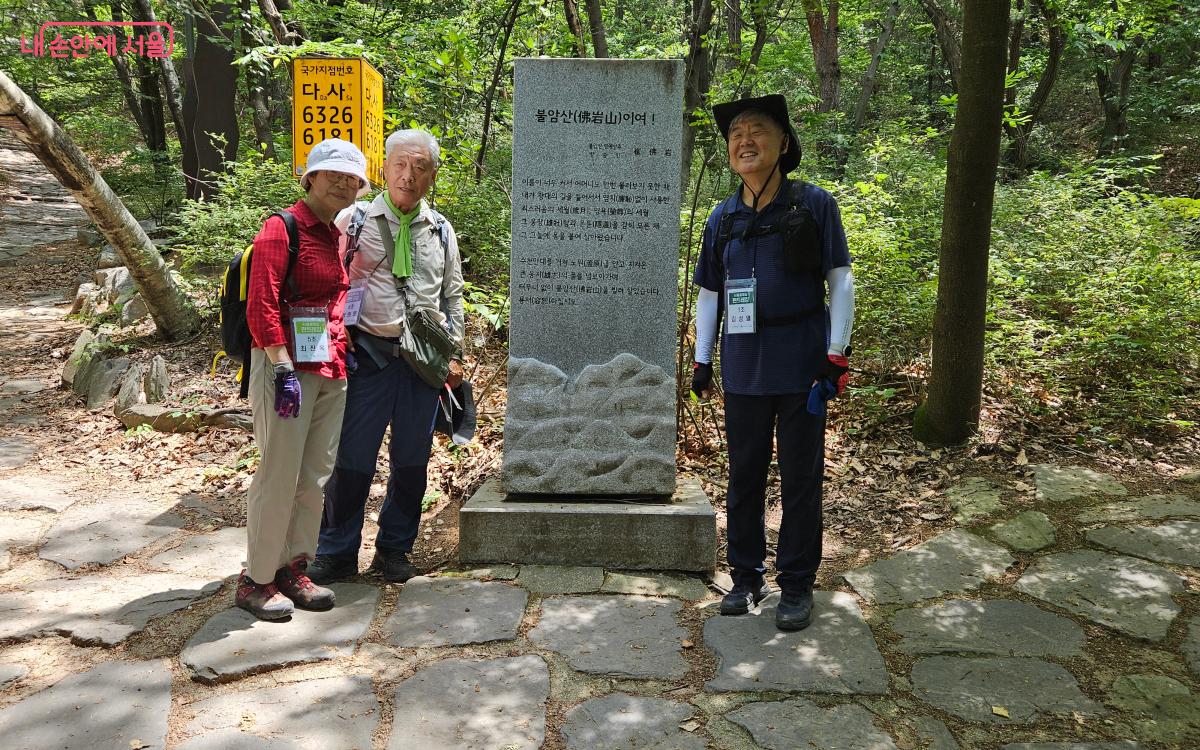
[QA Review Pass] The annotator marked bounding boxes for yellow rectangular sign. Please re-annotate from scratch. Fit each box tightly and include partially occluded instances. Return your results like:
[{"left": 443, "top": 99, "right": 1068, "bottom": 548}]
[{"left": 292, "top": 57, "right": 384, "bottom": 187}]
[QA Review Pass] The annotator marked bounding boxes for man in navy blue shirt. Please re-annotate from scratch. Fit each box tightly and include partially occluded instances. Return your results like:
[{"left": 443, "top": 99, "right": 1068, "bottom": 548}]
[{"left": 692, "top": 94, "right": 856, "bottom": 631}]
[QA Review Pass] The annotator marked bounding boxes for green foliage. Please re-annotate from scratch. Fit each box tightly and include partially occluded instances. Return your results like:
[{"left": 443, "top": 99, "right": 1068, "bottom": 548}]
[{"left": 171, "top": 151, "right": 305, "bottom": 272}]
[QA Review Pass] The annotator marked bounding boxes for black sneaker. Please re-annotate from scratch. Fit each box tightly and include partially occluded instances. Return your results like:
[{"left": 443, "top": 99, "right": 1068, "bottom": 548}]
[
  {"left": 719, "top": 581, "right": 772, "bottom": 616},
  {"left": 370, "top": 550, "right": 418, "bottom": 583},
  {"left": 776, "top": 589, "right": 814, "bottom": 631},
  {"left": 306, "top": 555, "right": 358, "bottom": 585}
]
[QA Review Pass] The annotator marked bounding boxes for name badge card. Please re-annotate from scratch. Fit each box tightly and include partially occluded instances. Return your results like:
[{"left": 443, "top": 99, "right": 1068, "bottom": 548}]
[
  {"left": 343, "top": 279, "right": 367, "bottom": 326},
  {"left": 724, "top": 277, "right": 757, "bottom": 335},
  {"left": 290, "top": 306, "right": 332, "bottom": 363}
]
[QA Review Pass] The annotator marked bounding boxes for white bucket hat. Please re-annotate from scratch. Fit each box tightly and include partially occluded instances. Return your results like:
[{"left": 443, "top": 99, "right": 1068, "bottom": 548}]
[{"left": 301, "top": 138, "right": 370, "bottom": 197}]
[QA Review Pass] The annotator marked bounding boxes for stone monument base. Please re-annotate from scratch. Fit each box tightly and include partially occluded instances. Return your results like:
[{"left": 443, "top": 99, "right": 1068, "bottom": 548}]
[{"left": 458, "top": 476, "right": 716, "bottom": 571}]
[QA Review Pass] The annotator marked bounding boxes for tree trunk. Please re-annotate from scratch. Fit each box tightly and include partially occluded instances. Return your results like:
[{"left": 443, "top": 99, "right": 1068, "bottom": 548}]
[
  {"left": 131, "top": 0, "right": 186, "bottom": 141},
  {"left": 682, "top": 0, "right": 716, "bottom": 178},
  {"left": 1096, "top": 37, "right": 1140, "bottom": 156},
  {"left": 476, "top": 0, "right": 522, "bottom": 181},
  {"left": 583, "top": 0, "right": 609, "bottom": 58},
  {"left": 258, "top": 0, "right": 302, "bottom": 45},
  {"left": 803, "top": 0, "right": 840, "bottom": 114},
  {"left": 241, "top": 1, "right": 276, "bottom": 159},
  {"left": 563, "top": 0, "right": 587, "bottom": 56},
  {"left": 0, "top": 72, "right": 198, "bottom": 340},
  {"left": 1003, "top": 0, "right": 1061, "bottom": 169},
  {"left": 181, "top": 2, "right": 240, "bottom": 200},
  {"left": 1003, "top": 0, "right": 1023, "bottom": 119},
  {"left": 918, "top": 0, "right": 962, "bottom": 91},
  {"left": 727, "top": 0, "right": 743, "bottom": 57},
  {"left": 747, "top": 0, "right": 770, "bottom": 70},
  {"left": 132, "top": 44, "right": 167, "bottom": 152},
  {"left": 852, "top": 0, "right": 900, "bottom": 129},
  {"left": 914, "top": 0, "right": 1010, "bottom": 447},
  {"left": 83, "top": 1, "right": 148, "bottom": 143}
]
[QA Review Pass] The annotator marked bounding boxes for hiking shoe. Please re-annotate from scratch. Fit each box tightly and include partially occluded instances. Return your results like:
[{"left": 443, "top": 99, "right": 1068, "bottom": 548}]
[
  {"left": 720, "top": 581, "right": 772, "bottom": 616},
  {"left": 275, "top": 556, "right": 336, "bottom": 611},
  {"left": 306, "top": 554, "right": 359, "bottom": 585},
  {"left": 776, "top": 589, "right": 814, "bottom": 631},
  {"left": 235, "top": 573, "right": 294, "bottom": 621},
  {"left": 370, "top": 550, "right": 418, "bottom": 583}
]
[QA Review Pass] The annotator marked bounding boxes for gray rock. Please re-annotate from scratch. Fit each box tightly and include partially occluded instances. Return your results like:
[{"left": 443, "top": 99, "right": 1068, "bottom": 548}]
[
  {"left": 0, "top": 437, "right": 37, "bottom": 470},
  {"left": 77, "top": 226, "right": 102, "bottom": 246},
  {"left": 517, "top": 564, "right": 604, "bottom": 594},
  {"left": 562, "top": 694, "right": 705, "bottom": 750},
  {"left": 385, "top": 576, "right": 527, "bottom": 647},
  {"left": 1015, "top": 550, "right": 1183, "bottom": 641},
  {"left": 990, "top": 511, "right": 1057, "bottom": 552},
  {"left": 96, "top": 244, "right": 121, "bottom": 268},
  {"left": 0, "top": 663, "right": 28, "bottom": 687},
  {"left": 0, "top": 476, "right": 75, "bottom": 512},
  {"left": 704, "top": 591, "right": 888, "bottom": 694},
  {"left": 949, "top": 476, "right": 1007, "bottom": 523},
  {"left": 465, "top": 564, "right": 519, "bottom": 580},
  {"left": 183, "top": 675, "right": 379, "bottom": 749},
  {"left": 0, "top": 515, "right": 46, "bottom": 571},
  {"left": 601, "top": 571, "right": 710, "bottom": 600},
  {"left": 1076, "top": 494, "right": 1200, "bottom": 524},
  {"left": 1107, "top": 674, "right": 1200, "bottom": 746},
  {"left": 84, "top": 356, "right": 129, "bottom": 408},
  {"left": 94, "top": 266, "right": 135, "bottom": 304},
  {"left": 39, "top": 497, "right": 183, "bottom": 569},
  {"left": 116, "top": 404, "right": 203, "bottom": 432},
  {"left": 912, "top": 716, "right": 960, "bottom": 750},
  {"left": 912, "top": 656, "right": 1103, "bottom": 723},
  {"left": 68, "top": 281, "right": 99, "bottom": 315},
  {"left": 843, "top": 529, "right": 1016, "bottom": 604},
  {"left": 145, "top": 355, "right": 169, "bottom": 402},
  {"left": 119, "top": 293, "right": 149, "bottom": 325},
  {"left": 727, "top": 698, "right": 898, "bottom": 750},
  {"left": 147, "top": 526, "right": 244, "bottom": 580},
  {"left": 0, "top": 573, "right": 220, "bottom": 645},
  {"left": 891, "top": 599, "right": 1084, "bottom": 657},
  {"left": 60, "top": 328, "right": 103, "bottom": 387},
  {"left": 114, "top": 362, "right": 148, "bottom": 414},
  {"left": 0, "top": 379, "right": 47, "bottom": 395},
  {"left": 1181, "top": 470, "right": 1200, "bottom": 484},
  {"left": 1000, "top": 744, "right": 1140, "bottom": 749},
  {"left": 1086, "top": 521, "right": 1200, "bottom": 567},
  {"left": 1034, "top": 464, "right": 1128, "bottom": 504},
  {"left": 530, "top": 595, "right": 688, "bottom": 679},
  {"left": 388, "top": 655, "right": 549, "bottom": 750},
  {"left": 1185, "top": 619, "right": 1200, "bottom": 678},
  {"left": 0, "top": 659, "right": 171, "bottom": 750},
  {"left": 181, "top": 583, "right": 380, "bottom": 683}
]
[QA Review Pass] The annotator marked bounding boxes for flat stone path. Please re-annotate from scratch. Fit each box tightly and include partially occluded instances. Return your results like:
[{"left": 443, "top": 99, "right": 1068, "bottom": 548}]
[{"left": 0, "top": 150, "right": 1193, "bottom": 750}]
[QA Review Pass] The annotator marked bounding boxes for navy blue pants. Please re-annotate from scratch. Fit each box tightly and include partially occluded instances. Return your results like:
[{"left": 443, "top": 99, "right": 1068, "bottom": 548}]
[
  {"left": 724, "top": 391, "right": 825, "bottom": 594},
  {"left": 318, "top": 351, "right": 439, "bottom": 560}
]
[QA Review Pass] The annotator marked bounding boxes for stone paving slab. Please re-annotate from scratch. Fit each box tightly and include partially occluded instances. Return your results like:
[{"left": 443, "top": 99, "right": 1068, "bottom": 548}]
[
  {"left": 1085, "top": 521, "right": 1200, "bottom": 568},
  {"left": 466, "top": 564, "right": 519, "bottom": 580},
  {"left": 0, "top": 476, "right": 76, "bottom": 512},
  {"left": 182, "top": 675, "right": 379, "bottom": 749},
  {"left": 181, "top": 583, "right": 380, "bottom": 683},
  {"left": 148, "top": 526, "right": 245, "bottom": 580},
  {"left": 990, "top": 511, "right": 1057, "bottom": 552},
  {"left": 1014, "top": 550, "right": 1183, "bottom": 641},
  {"left": 0, "top": 663, "right": 28, "bottom": 686},
  {"left": 948, "top": 476, "right": 1006, "bottom": 523},
  {"left": 388, "top": 655, "right": 549, "bottom": 750},
  {"left": 1106, "top": 674, "right": 1200, "bottom": 747},
  {"left": 727, "top": 698, "right": 898, "bottom": 750},
  {"left": 561, "top": 693, "right": 705, "bottom": 750},
  {"left": 843, "top": 529, "right": 1016, "bottom": 604},
  {"left": 1034, "top": 464, "right": 1127, "bottom": 504},
  {"left": 600, "top": 571, "right": 710, "bottom": 600},
  {"left": 0, "top": 659, "right": 171, "bottom": 750},
  {"left": 517, "top": 564, "right": 604, "bottom": 593},
  {"left": 1185, "top": 619, "right": 1200, "bottom": 677},
  {"left": 704, "top": 591, "right": 888, "bottom": 694},
  {"left": 0, "top": 437, "right": 37, "bottom": 470},
  {"left": 913, "top": 716, "right": 960, "bottom": 750},
  {"left": 385, "top": 576, "right": 527, "bottom": 647},
  {"left": 890, "top": 599, "right": 1084, "bottom": 657},
  {"left": 912, "top": 656, "right": 1103, "bottom": 724},
  {"left": 39, "top": 497, "right": 184, "bottom": 569},
  {"left": 530, "top": 595, "right": 688, "bottom": 679},
  {"left": 1076, "top": 494, "right": 1200, "bottom": 524},
  {"left": 1000, "top": 744, "right": 1139, "bottom": 749},
  {"left": 0, "top": 515, "right": 46, "bottom": 571},
  {"left": 0, "top": 573, "right": 221, "bottom": 645}
]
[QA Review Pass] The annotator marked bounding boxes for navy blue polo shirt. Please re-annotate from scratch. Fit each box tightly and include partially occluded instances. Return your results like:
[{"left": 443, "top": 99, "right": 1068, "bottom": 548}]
[{"left": 694, "top": 179, "right": 852, "bottom": 395}]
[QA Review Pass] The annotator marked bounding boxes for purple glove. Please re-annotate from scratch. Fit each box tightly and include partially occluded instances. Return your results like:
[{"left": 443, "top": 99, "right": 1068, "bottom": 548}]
[{"left": 273, "top": 367, "right": 302, "bottom": 418}]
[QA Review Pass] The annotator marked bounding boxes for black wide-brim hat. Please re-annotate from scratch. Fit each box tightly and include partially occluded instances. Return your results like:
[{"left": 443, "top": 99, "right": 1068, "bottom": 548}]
[{"left": 713, "top": 94, "right": 801, "bottom": 174}]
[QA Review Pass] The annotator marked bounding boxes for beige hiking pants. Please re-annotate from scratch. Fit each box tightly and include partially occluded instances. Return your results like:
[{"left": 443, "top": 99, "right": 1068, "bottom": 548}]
[{"left": 245, "top": 348, "right": 347, "bottom": 583}]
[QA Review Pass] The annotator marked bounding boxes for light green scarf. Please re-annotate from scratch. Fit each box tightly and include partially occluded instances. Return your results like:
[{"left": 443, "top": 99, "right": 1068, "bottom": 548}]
[{"left": 382, "top": 192, "right": 419, "bottom": 278}]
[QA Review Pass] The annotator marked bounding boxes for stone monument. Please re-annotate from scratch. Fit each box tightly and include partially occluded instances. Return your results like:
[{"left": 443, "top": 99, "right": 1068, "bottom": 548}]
[
  {"left": 459, "top": 58, "right": 715, "bottom": 570},
  {"left": 503, "top": 57, "right": 683, "bottom": 496}
]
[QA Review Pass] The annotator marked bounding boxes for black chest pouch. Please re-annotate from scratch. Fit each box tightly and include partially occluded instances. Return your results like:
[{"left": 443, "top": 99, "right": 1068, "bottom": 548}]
[{"left": 778, "top": 206, "right": 823, "bottom": 274}]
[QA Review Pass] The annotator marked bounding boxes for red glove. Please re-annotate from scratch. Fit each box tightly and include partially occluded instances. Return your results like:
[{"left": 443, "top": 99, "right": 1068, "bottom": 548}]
[{"left": 817, "top": 353, "right": 850, "bottom": 397}]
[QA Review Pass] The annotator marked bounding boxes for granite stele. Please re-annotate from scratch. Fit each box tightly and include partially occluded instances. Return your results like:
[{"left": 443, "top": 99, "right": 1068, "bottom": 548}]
[{"left": 460, "top": 58, "right": 715, "bottom": 570}]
